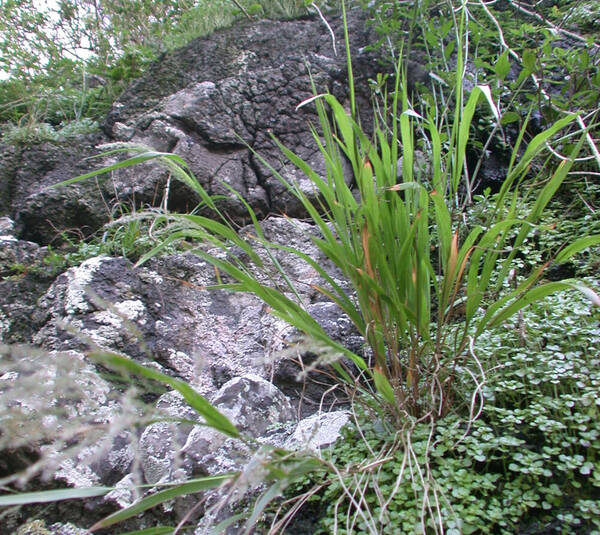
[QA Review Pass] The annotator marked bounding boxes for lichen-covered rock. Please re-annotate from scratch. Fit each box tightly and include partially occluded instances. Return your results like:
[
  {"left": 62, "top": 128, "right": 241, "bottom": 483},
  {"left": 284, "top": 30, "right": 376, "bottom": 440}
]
[
  {"left": 3, "top": 10, "right": 386, "bottom": 245},
  {"left": 16, "top": 520, "right": 88, "bottom": 535},
  {"left": 0, "top": 346, "right": 135, "bottom": 485},
  {"left": 30, "top": 217, "right": 360, "bottom": 397},
  {"left": 135, "top": 375, "right": 295, "bottom": 526},
  {"left": 2, "top": 213, "right": 360, "bottom": 490},
  {"left": 32, "top": 253, "right": 282, "bottom": 389},
  {"left": 139, "top": 374, "right": 294, "bottom": 485},
  {"left": 0, "top": 224, "right": 61, "bottom": 344},
  {"left": 287, "top": 410, "right": 350, "bottom": 451},
  {"left": 0, "top": 215, "right": 14, "bottom": 235}
]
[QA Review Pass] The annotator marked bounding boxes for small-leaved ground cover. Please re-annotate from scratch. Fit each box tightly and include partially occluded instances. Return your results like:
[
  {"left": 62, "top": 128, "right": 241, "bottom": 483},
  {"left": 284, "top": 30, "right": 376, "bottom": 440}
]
[{"left": 298, "top": 286, "right": 600, "bottom": 534}]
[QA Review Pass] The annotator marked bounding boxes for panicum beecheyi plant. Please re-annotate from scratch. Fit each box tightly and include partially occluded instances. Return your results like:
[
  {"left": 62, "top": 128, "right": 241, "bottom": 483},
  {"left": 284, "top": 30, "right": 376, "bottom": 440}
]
[{"left": 54, "top": 2, "right": 600, "bottom": 426}]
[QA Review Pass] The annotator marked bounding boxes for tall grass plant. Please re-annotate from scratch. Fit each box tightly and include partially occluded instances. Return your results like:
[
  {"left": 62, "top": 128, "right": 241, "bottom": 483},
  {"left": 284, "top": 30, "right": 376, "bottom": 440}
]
[
  {"left": 3, "top": 0, "right": 600, "bottom": 532},
  {"left": 62, "top": 1, "right": 598, "bottom": 422}
]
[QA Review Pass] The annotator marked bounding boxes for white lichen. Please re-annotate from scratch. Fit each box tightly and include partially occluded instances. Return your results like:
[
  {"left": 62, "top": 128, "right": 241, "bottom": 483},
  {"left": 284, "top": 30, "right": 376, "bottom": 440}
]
[
  {"left": 92, "top": 299, "right": 147, "bottom": 329},
  {"left": 64, "top": 256, "right": 107, "bottom": 315},
  {"left": 287, "top": 410, "right": 350, "bottom": 452},
  {"left": 0, "top": 310, "right": 11, "bottom": 340},
  {"left": 114, "top": 299, "right": 146, "bottom": 322},
  {"left": 166, "top": 348, "right": 194, "bottom": 380}
]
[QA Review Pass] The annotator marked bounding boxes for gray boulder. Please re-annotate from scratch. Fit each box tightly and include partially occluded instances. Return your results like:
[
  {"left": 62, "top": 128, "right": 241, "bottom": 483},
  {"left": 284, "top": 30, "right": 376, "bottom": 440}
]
[
  {"left": 32, "top": 253, "right": 283, "bottom": 389},
  {"left": 3, "top": 9, "right": 384, "bottom": 245},
  {"left": 137, "top": 375, "right": 294, "bottom": 524},
  {"left": 0, "top": 344, "right": 135, "bottom": 500},
  {"left": 0, "top": 216, "right": 363, "bottom": 532},
  {"left": 287, "top": 410, "right": 351, "bottom": 452},
  {"left": 139, "top": 374, "right": 294, "bottom": 483},
  {"left": 30, "top": 217, "right": 362, "bottom": 398},
  {"left": 0, "top": 219, "right": 57, "bottom": 344}
]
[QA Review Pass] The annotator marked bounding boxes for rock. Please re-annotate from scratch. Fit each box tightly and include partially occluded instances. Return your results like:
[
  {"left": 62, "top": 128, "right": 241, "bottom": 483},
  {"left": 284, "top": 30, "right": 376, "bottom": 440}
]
[
  {"left": 0, "top": 143, "right": 20, "bottom": 216},
  {"left": 7, "top": 134, "right": 112, "bottom": 245},
  {"left": 0, "top": 346, "right": 134, "bottom": 485},
  {"left": 46, "top": 522, "right": 89, "bottom": 535},
  {"left": 29, "top": 217, "right": 359, "bottom": 396},
  {"left": 3, "top": 10, "right": 386, "bottom": 245},
  {"left": 136, "top": 375, "right": 295, "bottom": 526},
  {"left": 211, "top": 374, "right": 295, "bottom": 436},
  {"left": 0, "top": 235, "right": 44, "bottom": 278},
  {"left": 0, "top": 230, "right": 59, "bottom": 344},
  {"left": 103, "top": 473, "right": 140, "bottom": 509},
  {"left": 287, "top": 410, "right": 350, "bottom": 451},
  {"left": 181, "top": 374, "right": 295, "bottom": 475},
  {"left": 32, "top": 253, "right": 276, "bottom": 389},
  {"left": 0, "top": 215, "right": 14, "bottom": 235},
  {"left": 139, "top": 375, "right": 295, "bottom": 484},
  {"left": 1, "top": 211, "right": 363, "bottom": 528},
  {"left": 16, "top": 520, "right": 88, "bottom": 535},
  {"left": 138, "top": 390, "right": 203, "bottom": 485}
]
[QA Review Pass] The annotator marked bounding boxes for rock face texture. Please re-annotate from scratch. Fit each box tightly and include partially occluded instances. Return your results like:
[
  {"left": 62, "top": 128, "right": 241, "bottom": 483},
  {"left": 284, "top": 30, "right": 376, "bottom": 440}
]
[
  {"left": 1, "top": 218, "right": 357, "bottom": 530},
  {"left": 1, "top": 9, "right": 384, "bottom": 246},
  {"left": 0, "top": 9, "right": 385, "bottom": 533},
  {"left": 27, "top": 216, "right": 356, "bottom": 399}
]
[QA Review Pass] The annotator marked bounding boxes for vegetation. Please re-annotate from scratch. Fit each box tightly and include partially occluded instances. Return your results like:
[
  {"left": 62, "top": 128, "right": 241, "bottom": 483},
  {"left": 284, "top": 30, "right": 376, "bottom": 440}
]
[
  {"left": 303, "top": 287, "right": 600, "bottom": 534},
  {"left": 1, "top": 0, "right": 600, "bottom": 533}
]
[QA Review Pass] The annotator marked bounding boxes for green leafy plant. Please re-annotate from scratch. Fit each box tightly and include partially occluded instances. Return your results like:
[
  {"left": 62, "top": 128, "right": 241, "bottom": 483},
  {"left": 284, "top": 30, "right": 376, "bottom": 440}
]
[
  {"left": 306, "top": 287, "right": 600, "bottom": 534},
  {"left": 56, "top": 2, "right": 600, "bottom": 422},
  {"left": 363, "top": 0, "right": 600, "bottom": 186}
]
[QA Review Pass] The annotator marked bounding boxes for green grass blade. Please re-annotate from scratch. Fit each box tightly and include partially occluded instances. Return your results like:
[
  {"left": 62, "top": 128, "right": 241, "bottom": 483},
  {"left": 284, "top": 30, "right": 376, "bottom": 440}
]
[
  {"left": 487, "top": 280, "right": 600, "bottom": 330},
  {"left": 373, "top": 368, "right": 396, "bottom": 404},
  {"left": 243, "top": 482, "right": 284, "bottom": 534},
  {"left": 0, "top": 486, "right": 112, "bottom": 506},
  {"left": 511, "top": 113, "right": 579, "bottom": 178},
  {"left": 430, "top": 188, "right": 452, "bottom": 274},
  {"left": 54, "top": 152, "right": 171, "bottom": 187},
  {"left": 453, "top": 86, "right": 486, "bottom": 193},
  {"left": 400, "top": 110, "right": 415, "bottom": 184},
  {"left": 495, "top": 134, "right": 585, "bottom": 290},
  {"left": 341, "top": 0, "right": 355, "bottom": 119},
  {"left": 465, "top": 219, "right": 526, "bottom": 320},
  {"left": 554, "top": 235, "right": 600, "bottom": 263},
  {"left": 90, "top": 475, "right": 235, "bottom": 531}
]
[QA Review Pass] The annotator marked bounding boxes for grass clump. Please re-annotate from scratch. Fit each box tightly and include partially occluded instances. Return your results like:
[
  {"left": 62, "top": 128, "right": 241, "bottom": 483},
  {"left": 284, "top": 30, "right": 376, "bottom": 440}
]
[{"left": 99, "top": 2, "right": 595, "bottom": 424}]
